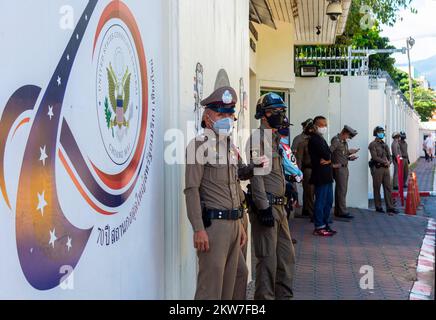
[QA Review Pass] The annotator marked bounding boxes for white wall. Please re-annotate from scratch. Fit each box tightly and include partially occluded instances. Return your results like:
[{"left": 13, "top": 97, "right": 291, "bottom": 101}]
[
  {"left": 249, "top": 21, "right": 296, "bottom": 130},
  {"left": 0, "top": 0, "right": 164, "bottom": 299},
  {"left": 165, "top": 0, "right": 250, "bottom": 299},
  {"left": 254, "top": 21, "right": 295, "bottom": 91}
]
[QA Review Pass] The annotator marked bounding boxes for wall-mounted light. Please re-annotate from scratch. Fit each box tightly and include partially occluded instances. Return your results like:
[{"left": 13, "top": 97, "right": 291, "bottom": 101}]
[{"left": 326, "top": 0, "right": 343, "bottom": 21}]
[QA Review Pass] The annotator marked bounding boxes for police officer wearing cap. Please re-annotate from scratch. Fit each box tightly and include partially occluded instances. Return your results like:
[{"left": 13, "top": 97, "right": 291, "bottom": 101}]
[
  {"left": 291, "top": 119, "right": 312, "bottom": 153},
  {"left": 368, "top": 126, "right": 399, "bottom": 215},
  {"left": 184, "top": 86, "right": 259, "bottom": 300},
  {"left": 391, "top": 132, "right": 402, "bottom": 190},
  {"left": 330, "top": 125, "right": 359, "bottom": 219},
  {"left": 245, "top": 93, "right": 295, "bottom": 300},
  {"left": 295, "top": 119, "right": 315, "bottom": 219},
  {"left": 399, "top": 132, "right": 409, "bottom": 188}
]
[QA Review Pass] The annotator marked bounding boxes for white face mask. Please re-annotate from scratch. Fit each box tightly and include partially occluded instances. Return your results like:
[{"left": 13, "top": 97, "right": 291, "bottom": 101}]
[{"left": 317, "top": 127, "right": 328, "bottom": 136}]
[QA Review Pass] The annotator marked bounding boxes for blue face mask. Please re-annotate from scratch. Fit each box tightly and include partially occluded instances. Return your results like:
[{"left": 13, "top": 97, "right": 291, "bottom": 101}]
[
  {"left": 211, "top": 117, "right": 234, "bottom": 136},
  {"left": 377, "top": 133, "right": 385, "bottom": 139}
]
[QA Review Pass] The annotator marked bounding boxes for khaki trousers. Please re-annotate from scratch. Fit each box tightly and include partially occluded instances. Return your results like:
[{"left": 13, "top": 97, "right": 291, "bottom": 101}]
[
  {"left": 233, "top": 213, "right": 249, "bottom": 300},
  {"left": 371, "top": 167, "right": 394, "bottom": 210},
  {"left": 333, "top": 167, "right": 349, "bottom": 216},
  {"left": 195, "top": 220, "right": 241, "bottom": 300},
  {"left": 250, "top": 205, "right": 295, "bottom": 300}
]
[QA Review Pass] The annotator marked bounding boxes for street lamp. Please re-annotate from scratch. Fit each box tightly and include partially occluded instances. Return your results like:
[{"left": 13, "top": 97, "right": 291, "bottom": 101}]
[{"left": 406, "top": 36, "right": 415, "bottom": 108}]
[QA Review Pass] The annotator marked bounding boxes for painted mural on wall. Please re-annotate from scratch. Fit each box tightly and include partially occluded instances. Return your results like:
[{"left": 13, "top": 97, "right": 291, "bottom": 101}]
[{"left": 0, "top": 0, "right": 159, "bottom": 293}]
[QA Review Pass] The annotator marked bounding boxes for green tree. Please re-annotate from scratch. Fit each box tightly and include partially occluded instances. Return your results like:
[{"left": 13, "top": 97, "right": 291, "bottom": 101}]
[
  {"left": 335, "top": 0, "right": 411, "bottom": 75},
  {"left": 359, "top": 0, "right": 416, "bottom": 26},
  {"left": 410, "top": 87, "right": 436, "bottom": 122},
  {"left": 391, "top": 68, "right": 436, "bottom": 121}
]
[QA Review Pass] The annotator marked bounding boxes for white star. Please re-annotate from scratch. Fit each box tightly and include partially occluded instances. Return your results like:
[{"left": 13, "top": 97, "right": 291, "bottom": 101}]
[
  {"left": 39, "top": 145, "right": 48, "bottom": 166},
  {"left": 49, "top": 228, "right": 57, "bottom": 248},
  {"left": 76, "top": 33, "right": 79, "bottom": 40},
  {"left": 66, "top": 54, "right": 70, "bottom": 61},
  {"left": 30, "top": 248, "right": 33, "bottom": 254},
  {"left": 48, "top": 105, "right": 54, "bottom": 120},
  {"left": 85, "top": 15, "right": 88, "bottom": 21},
  {"left": 66, "top": 237, "right": 72, "bottom": 251},
  {"left": 57, "top": 76, "right": 61, "bottom": 86},
  {"left": 36, "top": 191, "right": 47, "bottom": 216}
]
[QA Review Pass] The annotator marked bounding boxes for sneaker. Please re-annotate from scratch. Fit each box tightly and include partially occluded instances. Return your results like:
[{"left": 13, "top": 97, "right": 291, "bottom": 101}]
[
  {"left": 375, "top": 207, "right": 385, "bottom": 213},
  {"left": 325, "top": 226, "right": 337, "bottom": 234},
  {"left": 313, "top": 228, "right": 334, "bottom": 237}
]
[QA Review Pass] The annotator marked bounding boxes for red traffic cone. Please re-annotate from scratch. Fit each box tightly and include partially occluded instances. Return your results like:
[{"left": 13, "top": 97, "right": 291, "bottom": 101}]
[
  {"left": 412, "top": 172, "right": 421, "bottom": 207},
  {"left": 405, "top": 174, "right": 417, "bottom": 215}
]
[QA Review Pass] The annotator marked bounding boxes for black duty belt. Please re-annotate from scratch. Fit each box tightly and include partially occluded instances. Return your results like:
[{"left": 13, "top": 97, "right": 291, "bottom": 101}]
[
  {"left": 204, "top": 208, "right": 243, "bottom": 220},
  {"left": 267, "top": 193, "right": 287, "bottom": 206}
]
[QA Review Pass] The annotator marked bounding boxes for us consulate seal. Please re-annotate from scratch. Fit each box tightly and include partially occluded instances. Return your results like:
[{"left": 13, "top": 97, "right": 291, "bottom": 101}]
[{"left": 95, "top": 22, "right": 141, "bottom": 166}]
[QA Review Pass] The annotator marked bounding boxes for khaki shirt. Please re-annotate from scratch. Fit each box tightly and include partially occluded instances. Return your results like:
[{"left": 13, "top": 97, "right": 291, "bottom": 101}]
[
  {"left": 184, "top": 134, "right": 243, "bottom": 232},
  {"left": 369, "top": 139, "right": 391, "bottom": 164},
  {"left": 330, "top": 134, "right": 350, "bottom": 166},
  {"left": 391, "top": 139, "right": 402, "bottom": 160},
  {"left": 246, "top": 123, "right": 286, "bottom": 210},
  {"left": 399, "top": 140, "right": 409, "bottom": 159},
  {"left": 296, "top": 135, "right": 311, "bottom": 170},
  {"left": 291, "top": 133, "right": 305, "bottom": 153}
]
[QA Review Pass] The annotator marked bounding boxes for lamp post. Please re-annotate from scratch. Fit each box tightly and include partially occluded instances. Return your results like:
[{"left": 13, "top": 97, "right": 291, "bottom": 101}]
[{"left": 406, "top": 36, "right": 415, "bottom": 108}]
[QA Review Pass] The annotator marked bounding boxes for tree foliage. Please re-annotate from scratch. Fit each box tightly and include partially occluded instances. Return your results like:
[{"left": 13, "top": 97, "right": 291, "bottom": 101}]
[{"left": 391, "top": 68, "right": 436, "bottom": 122}]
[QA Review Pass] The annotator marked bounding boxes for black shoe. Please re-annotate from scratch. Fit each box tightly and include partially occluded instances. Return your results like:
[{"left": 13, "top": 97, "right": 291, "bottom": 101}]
[
  {"left": 336, "top": 213, "right": 354, "bottom": 219},
  {"left": 325, "top": 226, "right": 337, "bottom": 234},
  {"left": 387, "top": 208, "right": 399, "bottom": 214},
  {"left": 375, "top": 207, "right": 385, "bottom": 213}
]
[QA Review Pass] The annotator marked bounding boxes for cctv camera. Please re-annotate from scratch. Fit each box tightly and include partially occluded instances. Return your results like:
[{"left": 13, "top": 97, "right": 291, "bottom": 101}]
[{"left": 326, "top": 1, "right": 343, "bottom": 21}]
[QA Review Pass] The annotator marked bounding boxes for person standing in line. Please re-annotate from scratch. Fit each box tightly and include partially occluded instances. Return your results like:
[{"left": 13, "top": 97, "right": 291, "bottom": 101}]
[
  {"left": 399, "top": 132, "right": 409, "bottom": 188},
  {"left": 295, "top": 119, "right": 315, "bottom": 219},
  {"left": 308, "top": 116, "right": 336, "bottom": 236},
  {"left": 330, "top": 125, "right": 359, "bottom": 220},
  {"left": 368, "top": 126, "right": 399, "bottom": 215},
  {"left": 391, "top": 132, "right": 402, "bottom": 190},
  {"left": 246, "top": 93, "right": 295, "bottom": 300}
]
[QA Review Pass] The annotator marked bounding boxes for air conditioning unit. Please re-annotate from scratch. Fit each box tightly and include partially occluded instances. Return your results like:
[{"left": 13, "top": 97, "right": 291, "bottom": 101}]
[{"left": 300, "top": 65, "right": 318, "bottom": 77}]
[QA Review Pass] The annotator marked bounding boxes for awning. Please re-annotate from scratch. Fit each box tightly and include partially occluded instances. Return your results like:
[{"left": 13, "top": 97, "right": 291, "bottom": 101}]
[{"left": 250, "top": 0, "right": 352, "bottom": 45}]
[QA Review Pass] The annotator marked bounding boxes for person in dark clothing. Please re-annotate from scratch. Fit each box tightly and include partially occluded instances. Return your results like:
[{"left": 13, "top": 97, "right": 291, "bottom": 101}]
[{"left": 308, "top": 116, "right": 336, "bottom": 236}]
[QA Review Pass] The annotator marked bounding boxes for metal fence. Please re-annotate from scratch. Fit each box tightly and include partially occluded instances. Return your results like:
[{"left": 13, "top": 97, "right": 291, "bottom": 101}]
[{"left": 295, "top": 45, "right": 406, "bottom": 77}]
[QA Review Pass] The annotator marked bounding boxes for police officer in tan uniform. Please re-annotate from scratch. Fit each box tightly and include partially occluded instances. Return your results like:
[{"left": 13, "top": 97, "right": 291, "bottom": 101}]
[
  {"left": 399, "top": 132, "right": 409, "bottom": 188},
  {"left": 368, "top": 126, "right": 399, "bottom": 215},
  {"left": 391, "top": 132, "right": 402, "bottom": 190},
  {"left": 295, "top": 119, "right": 315, "bottom": 219},
  {"left": 246, "top": 93, "right": 295, "bottom": 300},
  {"left": 330, "top": 125, "right": 359, "bottom": 219},
  {"left": 184, "top": 86, "right": 259, "bottom": 300}
]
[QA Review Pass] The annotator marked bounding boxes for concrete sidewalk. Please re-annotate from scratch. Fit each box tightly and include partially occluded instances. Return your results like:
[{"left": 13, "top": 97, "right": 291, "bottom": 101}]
[{"left": 414, "top": 158, "right": 436, "bottom": 192}]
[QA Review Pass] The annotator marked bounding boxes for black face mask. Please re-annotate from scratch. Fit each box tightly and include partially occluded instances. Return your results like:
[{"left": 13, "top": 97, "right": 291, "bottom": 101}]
[{"left": 266, "top": 110, "right": 286, "bottom": 129}]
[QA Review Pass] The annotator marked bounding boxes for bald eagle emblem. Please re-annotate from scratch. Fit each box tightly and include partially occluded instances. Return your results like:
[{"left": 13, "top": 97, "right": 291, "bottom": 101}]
[{"left": 103, "top": 62, "right": 131, "bottom": 136}]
